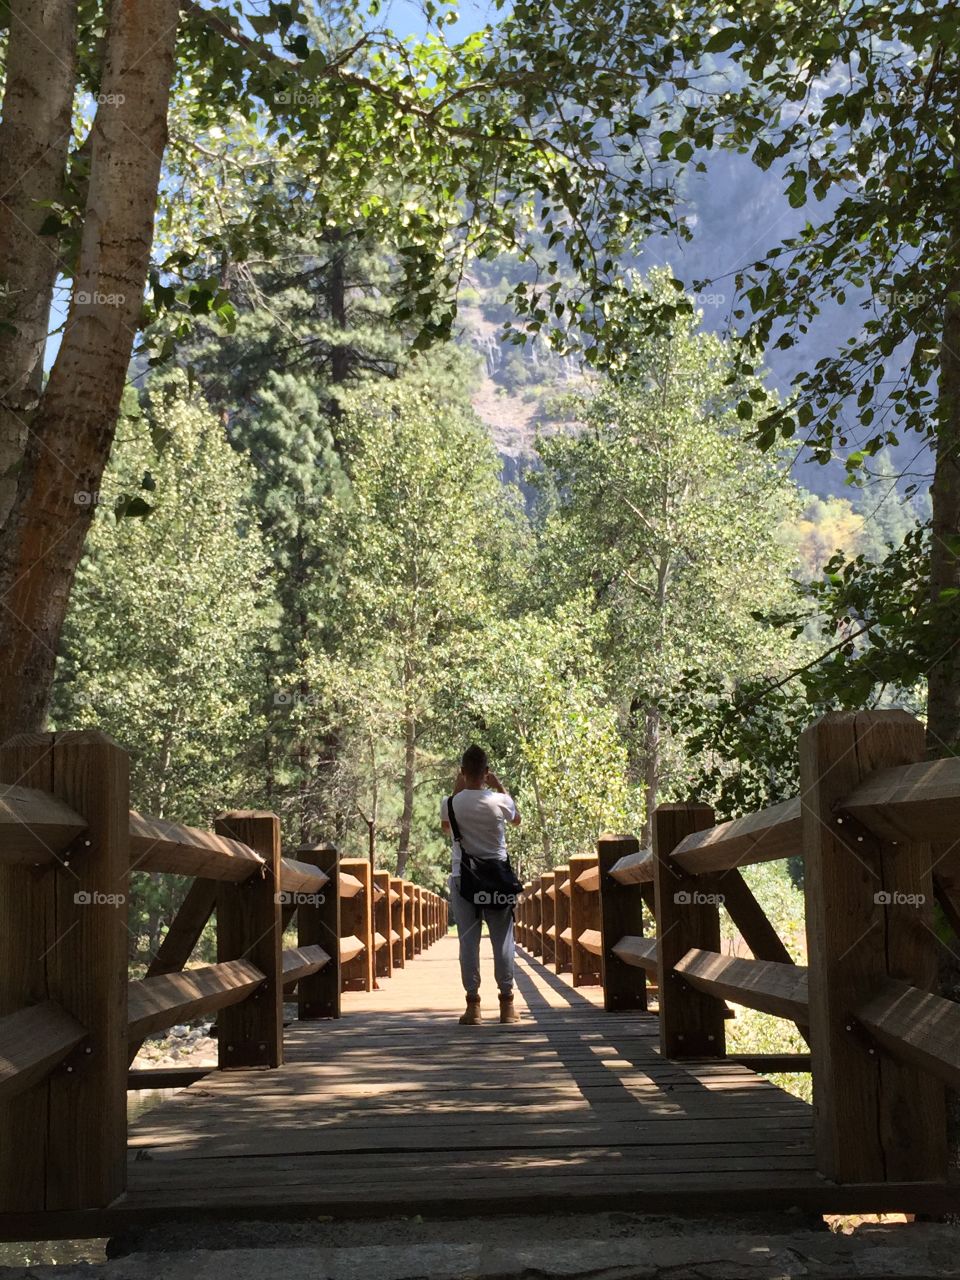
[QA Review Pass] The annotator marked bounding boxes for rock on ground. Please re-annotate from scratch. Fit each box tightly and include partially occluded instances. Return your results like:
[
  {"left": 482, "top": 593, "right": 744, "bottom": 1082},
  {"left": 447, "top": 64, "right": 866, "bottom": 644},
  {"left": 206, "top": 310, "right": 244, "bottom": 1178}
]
[{"left": 1, "top": 1212, "right": 959, "bottom": 1280}]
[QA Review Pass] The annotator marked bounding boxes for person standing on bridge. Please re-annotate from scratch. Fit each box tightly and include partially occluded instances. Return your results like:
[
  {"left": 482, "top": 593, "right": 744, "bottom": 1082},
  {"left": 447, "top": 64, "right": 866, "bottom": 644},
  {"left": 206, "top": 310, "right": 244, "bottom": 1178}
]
[{"left": 442, "top": 744, "right": 523, "bottom": 1026}]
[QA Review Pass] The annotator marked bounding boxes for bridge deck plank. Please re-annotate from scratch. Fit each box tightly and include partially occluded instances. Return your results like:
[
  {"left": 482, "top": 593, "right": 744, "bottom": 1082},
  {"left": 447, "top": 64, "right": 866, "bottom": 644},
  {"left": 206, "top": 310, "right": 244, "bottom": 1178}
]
[{"left": 4, "top": 936, "right": 954, "bottom": 1237}]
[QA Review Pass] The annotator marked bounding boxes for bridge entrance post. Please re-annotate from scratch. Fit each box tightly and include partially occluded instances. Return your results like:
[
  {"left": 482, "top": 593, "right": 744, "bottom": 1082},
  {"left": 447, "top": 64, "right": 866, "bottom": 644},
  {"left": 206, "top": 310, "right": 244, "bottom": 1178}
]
[
  {"left": 800, "top": 710, "right": 947, "bottom": 1183},
  {"left": 0, "top": 731, "right": 129, "bottom": 1212}
]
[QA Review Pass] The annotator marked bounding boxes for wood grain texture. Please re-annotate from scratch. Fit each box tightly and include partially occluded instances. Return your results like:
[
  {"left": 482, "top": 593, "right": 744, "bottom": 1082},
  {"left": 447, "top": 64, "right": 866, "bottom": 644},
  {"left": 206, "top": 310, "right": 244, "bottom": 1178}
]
[
  {"left": 281, "top": 946, "right": 330, "bottom": 985},
  {"left": 110, "top": 935, "right": 843, "bottom": 1229},
  {"left": 611, "top": 936, "right": 658, "bottom": 973},
  {"left": 607, "top": 850, "right": 653, "bottom": 884},
  {"left": 800, "top": 710, "right": 946, "bottom": 1184},
  {"left": 0, "top": 1001, "right": 86, "bottom": 1103},
  {"left": 652, "top": 805, "right": 726, "bottom": 1058},
  {"left": 128, "top": 961, "right": 265, "bottom": 1040},
  {"left": 278, "top": 857, "right": 329, "bottom": 895},
  {"left": 597, "top": 835, "right": 647, "bottom": 1011},
  {"left": 854, "top": 977, "right": 960, "bottom": 1091},
  {"left": 671, "top": 798, "right": 801, "bottom": 876},
  {"left": 569, "top": 855, "right": 601, "bottom": 986},
  {"left": 0, "top": 731, "right": 129, "bottom": 1212},
  {"left": 129, "top": 813, "right": 263, "bottom": 881},
  {"left": 296, "top": 843, "right": 341, "bottom": 1020},
  {"left": 553, "top": 865, "right": 572, "bottom": 974},
  {"left": 339, "top": 859, "right": 374, "bottom": 991},
  {"left": 840, "top": 757, "right": 960, "bottom": 844},
  {"left": 0, "top": 784, "right": 86, "bottom": 864},
  {"left": 214, "top": 812, "right": 283, "bottom": 1070},
  {"left": 373, "top": 871, "right": 392, "bottom": 982},
  {"left": 675, "top": 951, "right": 809, "bottom": 1022}
]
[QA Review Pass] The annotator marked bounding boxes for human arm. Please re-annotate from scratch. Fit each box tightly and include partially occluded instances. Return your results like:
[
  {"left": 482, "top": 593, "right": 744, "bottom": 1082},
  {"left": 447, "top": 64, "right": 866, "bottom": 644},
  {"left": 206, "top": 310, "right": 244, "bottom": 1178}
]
[{"left": 488, "top": 771, "right": 522, "bottom": 826}]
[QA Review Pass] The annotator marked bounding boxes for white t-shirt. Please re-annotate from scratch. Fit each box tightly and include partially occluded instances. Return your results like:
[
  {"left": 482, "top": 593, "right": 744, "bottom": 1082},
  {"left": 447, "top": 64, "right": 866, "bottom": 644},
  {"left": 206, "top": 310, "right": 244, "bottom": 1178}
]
[{"left": 441, "top": 788, "right": 517, "bottom": 876}]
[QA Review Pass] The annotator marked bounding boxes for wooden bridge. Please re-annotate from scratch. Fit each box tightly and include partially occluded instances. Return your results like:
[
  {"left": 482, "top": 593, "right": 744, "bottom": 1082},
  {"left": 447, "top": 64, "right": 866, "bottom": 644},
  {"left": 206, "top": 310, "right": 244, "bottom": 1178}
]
[{"left": 1, "top": 709, "right": 960, "bottom": 1240}]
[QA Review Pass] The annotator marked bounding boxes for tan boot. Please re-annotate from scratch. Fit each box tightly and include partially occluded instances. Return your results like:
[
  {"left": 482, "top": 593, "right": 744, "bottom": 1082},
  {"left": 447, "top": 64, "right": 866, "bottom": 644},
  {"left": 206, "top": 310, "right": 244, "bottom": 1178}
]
[
  {"left": 458, "top": 994, "right": 482, "bottom": 1025},
  {"left": 499, "top": 992, "right": 520, "bottom": 1024}
]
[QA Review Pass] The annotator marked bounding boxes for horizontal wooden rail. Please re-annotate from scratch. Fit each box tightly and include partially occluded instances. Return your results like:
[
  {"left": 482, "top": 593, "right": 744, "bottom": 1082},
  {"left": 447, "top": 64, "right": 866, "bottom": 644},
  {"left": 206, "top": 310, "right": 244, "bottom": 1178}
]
[
  {"left": 278, "top": 857, "right": 329, "bottom": 895},
  {"left": 339, "top": 935, "right": 364, "bottom": 964},
  {"left": 576, "top": 864, "right": 600, "bottom": 892},
  {"left": 130, "top": 813, "right": 264, "bottom": 881},
  {"left": 339, "top": 871, "right": 364, "bottom": 898},
  {"left": 0, "top": 1002, "right": 87, "bottom": 1103},
  {"left": 839, "top": 757, "right": 960, "bottom": 845},
  {"left": 127, "top": 960, "right": 265, "bottom": 1041},
  {"left": 670, "top": 798, "right": 801, "bottom": 876},
  {"left": 611, "top": 935, "right": 658, "bottom": 972},
  {"left": 674, "top": 950, "right": 809, "bottom": 1022},
  {"left": 608, "top": 850, "right": 653, "bottom": 884},
  {"left": 374, "top": 931, "right": 388, "bottom": 950},
  {"left": 0, "top": 785, "right": 87, "bottom": 864},
  {"left": 854, "top": 978, "right": 960, "bottom": 1091},
  {"left": 577, "top": 928, "right": 602, "bottom": 956},
  {"left": 281, "top": 945, "right": 330, "bottom": 984}
]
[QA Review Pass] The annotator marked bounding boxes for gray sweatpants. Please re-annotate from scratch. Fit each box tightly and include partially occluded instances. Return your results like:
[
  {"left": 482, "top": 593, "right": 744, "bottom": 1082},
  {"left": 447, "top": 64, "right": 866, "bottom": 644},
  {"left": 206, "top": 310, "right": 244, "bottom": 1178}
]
[{"left": 448, "top": 874, "right": 516, "bottom": 996}]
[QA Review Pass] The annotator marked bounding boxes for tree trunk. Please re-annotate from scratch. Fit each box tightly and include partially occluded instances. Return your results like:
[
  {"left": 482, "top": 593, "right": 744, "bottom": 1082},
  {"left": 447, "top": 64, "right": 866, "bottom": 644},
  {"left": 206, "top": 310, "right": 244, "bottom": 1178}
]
[
  {"left": 641, "top": 704, "right": 660, "bottom": 849},
  {"left": 530, "top": 770, "right": 551, "bottom": 863},
  {"left": 0, "top": 0, "right": 182, "bottom": 740},
  {"left": 928, "top": 258, "right": 960, "bottom": 757},
  {"left": 0, "top": 0, "right": 77, "bottom": 528},
  {"left": 396, "top": 689, "right": 416, "bottom": 878}
]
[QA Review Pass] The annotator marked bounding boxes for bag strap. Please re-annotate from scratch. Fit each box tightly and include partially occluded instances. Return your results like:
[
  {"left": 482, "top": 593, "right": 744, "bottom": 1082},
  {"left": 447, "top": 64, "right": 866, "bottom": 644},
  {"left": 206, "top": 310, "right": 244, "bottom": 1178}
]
[
  {"left": 446, "top": 794, "right": 462, "bottom": 844},
  {"left": 446, "top": 795, "right": 469, "bottom": 860}
]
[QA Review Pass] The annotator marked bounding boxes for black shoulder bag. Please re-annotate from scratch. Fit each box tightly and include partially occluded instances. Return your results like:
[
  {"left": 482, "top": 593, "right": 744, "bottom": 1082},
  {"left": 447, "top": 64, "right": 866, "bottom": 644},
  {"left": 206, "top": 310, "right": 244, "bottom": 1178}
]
[{"left": 447, "top": 794, "right": 524, "bottom": 910}]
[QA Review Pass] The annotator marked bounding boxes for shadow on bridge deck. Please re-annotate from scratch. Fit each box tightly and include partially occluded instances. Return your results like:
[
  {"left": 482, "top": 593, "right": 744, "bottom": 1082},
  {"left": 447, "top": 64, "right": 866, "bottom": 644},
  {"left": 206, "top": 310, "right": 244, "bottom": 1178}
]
[{"left": 109, "top": 935, "right": 829, "bottom": 1223}]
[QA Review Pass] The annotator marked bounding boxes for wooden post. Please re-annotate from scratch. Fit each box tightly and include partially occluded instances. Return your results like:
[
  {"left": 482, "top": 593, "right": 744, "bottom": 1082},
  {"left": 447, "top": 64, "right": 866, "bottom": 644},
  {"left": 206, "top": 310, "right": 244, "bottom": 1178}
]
[
  {"left": 597, "top": 835, "right": 646, "bottom": 1012},
  {"left": 373, "top": 870, "right": 392, "bottom": 981},
  {"left": 570, "top": 854, "right": 602, "bottom": 987},
  {"left": 215, "top": 811, "right": 283, "bottom": 1068},
  {"left": 652, "top": 804, "right": 726, "bottom": 1059},
  {"left": 800, "top": 710, "right": 946, "bottom": 1183},
  {"left": 535, "top": 885, "right": 547, "bottom": 957},
  {"left": 403, "top": 882, "right": 415, "bottom": 959},
  {"left": 413, "top": 885, "right": 423, "bottom": 955},
  {"left": 340, "top": 857, "right": 374, "bottom": 992},
  {"left": 533, "top": 880, "right": 544, "bottom": 955},
  {"left": 540, "top": 871, "right": 557, "bottom": 965},
  {"left": 554, "top": 865, "right": 572, "bottom": 974},
  {"left": 0, "top": 731, "right": 129, "bottom": 1211},
  {"left": 389, "top": 876, "right": 405, "bottom": 969},
  {"left": 296, "top": 842, "right": 340, "bottom": 1019}
]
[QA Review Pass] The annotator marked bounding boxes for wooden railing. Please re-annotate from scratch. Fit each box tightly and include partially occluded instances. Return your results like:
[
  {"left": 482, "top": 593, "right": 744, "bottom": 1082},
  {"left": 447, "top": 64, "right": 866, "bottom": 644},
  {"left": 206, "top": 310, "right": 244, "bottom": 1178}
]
[
  {"left": 517, "top": 709, "right": 960, "bottom": 1188},
  {"left": 0, "top": 729, "right": 447, "bottom": 1213}
]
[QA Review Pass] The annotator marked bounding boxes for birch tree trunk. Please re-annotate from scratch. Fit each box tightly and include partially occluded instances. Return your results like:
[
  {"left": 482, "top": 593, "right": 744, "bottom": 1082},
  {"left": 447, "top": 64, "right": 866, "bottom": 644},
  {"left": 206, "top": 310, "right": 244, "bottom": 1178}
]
[
  {"left": 0, "top": 0, "right": 181, "bottom": 739},
  {"left": 396, "top": 685, "right": 417, "bottom": 878},
  {"left": 0, "top": 0, "right": 77, "bottom": 528}
]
